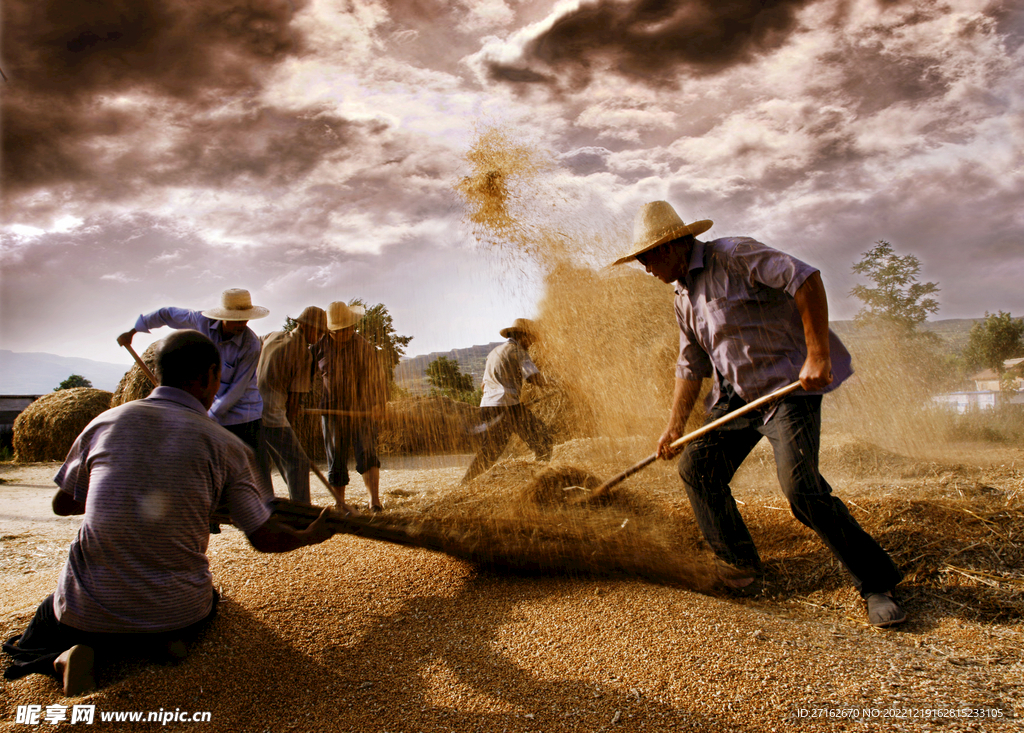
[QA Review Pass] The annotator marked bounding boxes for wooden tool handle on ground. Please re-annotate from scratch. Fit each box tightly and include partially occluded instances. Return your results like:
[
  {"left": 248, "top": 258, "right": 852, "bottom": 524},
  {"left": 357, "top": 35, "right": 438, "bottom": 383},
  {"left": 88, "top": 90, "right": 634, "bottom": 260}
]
[
  {"left": 589, "top": 381, "right": 802, "bottom": 499},
  {"left": 123, "top": 343, "right": 158, "bottom": 387}
]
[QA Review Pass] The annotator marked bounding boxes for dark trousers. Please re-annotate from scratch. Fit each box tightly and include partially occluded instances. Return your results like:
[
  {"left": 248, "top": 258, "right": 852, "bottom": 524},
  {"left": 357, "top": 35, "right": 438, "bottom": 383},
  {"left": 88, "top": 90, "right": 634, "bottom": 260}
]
[
  {"left": 322, "top": 416, "right": 380, "bottom": 487},
  {"left": 677, "top": 393, "right": 902, "bottom": 597},
  {"left": 462, "top": 404, "right": 553, "bottom": 483},
  {"left": 260, "top": 425, "right": 311, "bottom": 503},
  {"left": 225, "top": 419, "right": 273, "bottom": 498},
  {"left": 3, "top": 592, "right": 219, "bottom": 682}
]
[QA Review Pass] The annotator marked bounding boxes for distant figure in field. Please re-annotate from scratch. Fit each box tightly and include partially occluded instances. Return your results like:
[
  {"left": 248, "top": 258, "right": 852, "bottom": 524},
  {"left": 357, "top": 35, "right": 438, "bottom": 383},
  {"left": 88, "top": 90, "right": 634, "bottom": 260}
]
[
  {"left": 117, "top": 289, "right": 269, "bottom": 460},
  {"left": 256, "top": 306, "right": 328, "bottom": 503},
  {"left": 614, "top": 200, "right": 905, "bottom": 627},
  {"left": 309, "top": 301, "right": 389, "bottom": 515},
  {"left": 461, "top": 318, "right": 553, "bottom": 484},
  {"left": 2, "top": 330, "right": 334, "bottom": 697}
]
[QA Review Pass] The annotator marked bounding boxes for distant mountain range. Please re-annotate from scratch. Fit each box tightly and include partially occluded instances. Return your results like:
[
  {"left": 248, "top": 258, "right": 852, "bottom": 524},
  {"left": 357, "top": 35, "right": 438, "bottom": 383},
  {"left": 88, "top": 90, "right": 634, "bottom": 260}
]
[
  {"left": 395, "top": 342, "right": 504, "bottom": 395},
  {"left": 1, "top": 318, "right": 985, "bottom": 396},
  {"left": 0, "top": 350, "right": 130, "bottom": 394}
]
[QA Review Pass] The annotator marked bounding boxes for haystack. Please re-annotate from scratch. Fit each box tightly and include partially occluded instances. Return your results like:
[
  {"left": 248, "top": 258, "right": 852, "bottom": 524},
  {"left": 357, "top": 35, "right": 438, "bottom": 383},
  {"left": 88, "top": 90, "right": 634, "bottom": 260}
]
[
  {"left": 110, "top": 341, "right": 161, "bottom": 406},
  {"left": 13, "top": 388, "right": 113, "bottom": 462}
]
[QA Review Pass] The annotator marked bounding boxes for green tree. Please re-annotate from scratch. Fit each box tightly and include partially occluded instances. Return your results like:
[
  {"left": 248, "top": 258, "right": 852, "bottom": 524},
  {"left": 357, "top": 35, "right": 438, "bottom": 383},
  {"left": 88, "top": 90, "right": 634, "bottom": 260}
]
[
  {"left": 350, "top": 299, "right": 413, "bottom": 385},
  {"left": 850, "top": 241, "right": 940, "bottom": 335},
  {"left": 963, "top": 311, "right": 1024, "bottom": 375},
  {"left": 426, "top": 356, "right": 475, "bottom": 393},
  {"left": 55, "top": 374, "right": 92, "bottom": 391}
]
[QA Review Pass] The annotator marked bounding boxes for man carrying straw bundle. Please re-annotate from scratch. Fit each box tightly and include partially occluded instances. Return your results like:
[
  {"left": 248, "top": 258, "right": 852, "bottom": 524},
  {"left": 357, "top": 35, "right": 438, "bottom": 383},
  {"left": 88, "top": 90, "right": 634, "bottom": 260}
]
[
  {"left": 612, "top": 201, "right": 905, "bottom": 628},
  {"left": 310, "top": 301, "right": 388, "bottom": 514},
  {"left": 461, "top": 318, "right": 553, "bottom": 484},
  {"left": 2, "top": 331, "right": 334, "bottom": 697},
  {"left": 256, "top": 306, "right": 327, "bottom": 503}
]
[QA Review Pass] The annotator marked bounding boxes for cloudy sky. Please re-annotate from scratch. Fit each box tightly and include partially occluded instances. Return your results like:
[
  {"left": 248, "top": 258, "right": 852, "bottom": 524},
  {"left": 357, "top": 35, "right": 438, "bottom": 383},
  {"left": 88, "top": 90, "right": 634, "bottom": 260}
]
[{"left": 2, "top": 0, "right": 1022, "bottom": 367}]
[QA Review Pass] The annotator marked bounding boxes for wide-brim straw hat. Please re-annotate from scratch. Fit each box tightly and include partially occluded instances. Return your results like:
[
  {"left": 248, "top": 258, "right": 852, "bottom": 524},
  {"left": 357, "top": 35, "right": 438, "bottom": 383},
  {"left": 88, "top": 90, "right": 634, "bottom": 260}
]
[
  {"left": 610, "top": 201, "right": 713, "bottom": 266},
  {"left": 500, "top": 318, "right": 537, "bottom": 339},
  {"left": 201, "top": 288, "right": 269, "bottom": 321},
  {"left": 327, "top": 301, "right": 366, "bottom": 331},
  {"left": 294, "top": 306, "right": 327, "bottom": 331}
]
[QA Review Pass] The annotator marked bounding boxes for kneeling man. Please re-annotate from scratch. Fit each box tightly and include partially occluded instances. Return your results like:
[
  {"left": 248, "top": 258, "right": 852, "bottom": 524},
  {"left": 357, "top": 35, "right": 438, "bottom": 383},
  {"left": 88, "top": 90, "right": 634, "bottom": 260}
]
[{"left": 2, "top": 330, "right": 334, "bottom": 696}]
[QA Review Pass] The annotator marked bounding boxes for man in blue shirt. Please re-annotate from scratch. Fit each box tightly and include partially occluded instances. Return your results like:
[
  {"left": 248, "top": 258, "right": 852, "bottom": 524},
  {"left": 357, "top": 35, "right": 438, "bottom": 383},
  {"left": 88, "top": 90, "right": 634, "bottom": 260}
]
[
  {"left": 613, "top": 201, "right": 905, "bottom": 628},
  {"left": 118, "top": 289, "right": 269, "bottom": 460}
]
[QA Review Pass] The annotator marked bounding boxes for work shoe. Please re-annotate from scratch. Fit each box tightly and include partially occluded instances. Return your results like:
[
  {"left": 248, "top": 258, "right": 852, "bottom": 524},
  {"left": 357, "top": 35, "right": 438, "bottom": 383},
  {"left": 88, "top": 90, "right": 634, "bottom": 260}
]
[
  {"left": 715, "top": 559, "right": 763, "bottom": 597},
  {"left": 865, "top": 592, "right": 907, "bottom": 627},
  {"left": 54, "top": 645, "right": 95, "bottom": 697}
]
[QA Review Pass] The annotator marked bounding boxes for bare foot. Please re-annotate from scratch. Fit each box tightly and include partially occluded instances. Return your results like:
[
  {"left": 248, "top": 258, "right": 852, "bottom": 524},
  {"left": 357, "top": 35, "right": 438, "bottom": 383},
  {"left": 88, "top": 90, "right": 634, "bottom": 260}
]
[{"left": 54, "top": 645, "right": 96, "bottom": 697}]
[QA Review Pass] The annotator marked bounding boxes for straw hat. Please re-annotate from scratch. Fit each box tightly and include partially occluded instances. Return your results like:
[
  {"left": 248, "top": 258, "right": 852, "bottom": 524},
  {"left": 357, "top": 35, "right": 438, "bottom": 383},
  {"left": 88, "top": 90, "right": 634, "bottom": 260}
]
[
  {"left": 610, "top": 201, "right": 713, "bottom": 266},
  {"left": 294, "top": 306, "right": 327, "bottom": 331},
  {"left": 201, "top": 289, "right": 269, "bottom": 321},
  {"left": 327, "top": 301, "right": 366, "bottom": 331},
  {"left": 500, "top": 318, "right": 537, "bottom": 339}
]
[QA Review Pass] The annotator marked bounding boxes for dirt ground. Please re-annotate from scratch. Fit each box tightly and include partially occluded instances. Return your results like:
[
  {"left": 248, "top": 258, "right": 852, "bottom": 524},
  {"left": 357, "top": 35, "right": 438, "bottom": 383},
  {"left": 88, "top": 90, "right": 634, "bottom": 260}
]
[{"left": 1, "top": 438, "right": 1022, "bottom": 732}]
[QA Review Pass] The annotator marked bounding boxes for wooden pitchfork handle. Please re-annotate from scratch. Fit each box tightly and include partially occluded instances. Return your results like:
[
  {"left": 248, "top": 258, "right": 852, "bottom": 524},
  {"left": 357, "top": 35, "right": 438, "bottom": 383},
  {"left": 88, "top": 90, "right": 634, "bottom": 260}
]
[
  {"left": 123, "top": 343, "right": 158, "bottom": 387},
  {"left": 588, "top": 381, "right": 802, "bottom": 499}
]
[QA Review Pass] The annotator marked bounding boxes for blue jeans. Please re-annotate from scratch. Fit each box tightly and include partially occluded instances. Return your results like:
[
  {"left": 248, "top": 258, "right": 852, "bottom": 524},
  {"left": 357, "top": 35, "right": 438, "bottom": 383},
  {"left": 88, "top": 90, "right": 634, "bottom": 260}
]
[
  {"left": 322, "top": 416, "right": 380, "bottom": 487},
  {"left": 678, "top": 392, "right": 902, "bottom": 597},
  {"left": 260, "top": 425, "right": 311, "bottom": 503}
]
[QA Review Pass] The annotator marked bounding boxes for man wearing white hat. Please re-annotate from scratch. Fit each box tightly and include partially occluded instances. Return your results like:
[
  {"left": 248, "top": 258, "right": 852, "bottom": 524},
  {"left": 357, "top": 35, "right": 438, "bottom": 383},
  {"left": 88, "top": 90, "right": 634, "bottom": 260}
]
[
  {"left": 461, "top": 318, "right": 553, "bottom": 484},
  {"left": 118, "top": 289, "right": 270, "bottom": 466},
  {"left": 613, "top": 201, "right": 905, "bottom": 628},
  {"left": 255, "top": 306, "right": 328, "bottom": 503},
  {"left": 309, "top": 301, "right": 389, "bottom": 514}
]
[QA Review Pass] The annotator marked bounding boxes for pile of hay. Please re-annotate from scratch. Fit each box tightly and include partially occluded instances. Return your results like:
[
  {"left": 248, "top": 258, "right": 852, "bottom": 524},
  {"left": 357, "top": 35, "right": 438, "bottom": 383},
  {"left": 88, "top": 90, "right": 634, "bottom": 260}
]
[
  {"left": 372, "top": 458, "right": 717, "bottom": 588},
  {"left": 13, "top": 388, "right": 113, "bottom": 462},
  {"left": 110, "top": 341, "right": 161, "bottom": 406}
]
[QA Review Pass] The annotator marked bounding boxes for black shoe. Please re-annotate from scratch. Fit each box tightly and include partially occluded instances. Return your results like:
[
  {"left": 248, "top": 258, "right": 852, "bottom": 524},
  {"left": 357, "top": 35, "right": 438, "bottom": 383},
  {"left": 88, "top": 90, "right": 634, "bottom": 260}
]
[{"left": 865, "top": 592, "right": 907, "bottom": 627}]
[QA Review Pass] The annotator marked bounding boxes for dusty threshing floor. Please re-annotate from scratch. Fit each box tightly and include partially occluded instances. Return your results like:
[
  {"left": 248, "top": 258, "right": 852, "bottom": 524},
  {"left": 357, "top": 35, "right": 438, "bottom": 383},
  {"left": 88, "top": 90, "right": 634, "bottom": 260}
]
[{"left": 1, "top": 436, "right": 1022, "bottom": 732}]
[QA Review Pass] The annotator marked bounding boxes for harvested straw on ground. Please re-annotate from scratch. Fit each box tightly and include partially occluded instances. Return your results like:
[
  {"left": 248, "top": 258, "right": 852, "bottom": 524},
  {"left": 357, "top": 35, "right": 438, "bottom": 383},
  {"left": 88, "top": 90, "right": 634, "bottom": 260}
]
[
  {"left": 13, "top": 388, "right": 113, "bottom": 462},
  {"left": 110, "top": 340, "right": 161, "bottom": 406}
]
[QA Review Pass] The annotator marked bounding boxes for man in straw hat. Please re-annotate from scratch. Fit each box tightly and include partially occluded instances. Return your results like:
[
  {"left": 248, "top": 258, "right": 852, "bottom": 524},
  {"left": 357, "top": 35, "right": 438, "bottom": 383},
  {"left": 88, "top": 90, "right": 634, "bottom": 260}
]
[
  {"left": 3, "top": 330, "right": 334, "bottom": 696},
  {"left": 612, "top": 201, "right": 905, "bottom": 628},
  {"left": 461, "top": 318, "right": 553, "bottom": 484},
  {"left": 310, "top": 301, "right": 389, "bottom": 514},
  {"left": 118, "top": 289, "right": 270, "bottom": 464},
  {"left": 255, "top": 306, "right": 328, "bottom": 503}
]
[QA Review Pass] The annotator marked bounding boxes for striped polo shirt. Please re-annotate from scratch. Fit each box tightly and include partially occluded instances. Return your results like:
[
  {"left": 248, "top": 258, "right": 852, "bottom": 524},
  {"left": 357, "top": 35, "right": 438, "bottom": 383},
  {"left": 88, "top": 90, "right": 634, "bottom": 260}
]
[{"left": 52, "top": 387, "right": 271, "bottom": 633}]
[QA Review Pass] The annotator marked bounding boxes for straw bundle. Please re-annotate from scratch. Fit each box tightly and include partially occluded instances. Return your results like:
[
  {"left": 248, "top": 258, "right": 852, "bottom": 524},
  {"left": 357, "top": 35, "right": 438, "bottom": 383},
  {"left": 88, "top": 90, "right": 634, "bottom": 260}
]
[
  {"left": 110, "top": 341, "right": 161, "bottom": 406},
  {"left": 13, "top": 388, "right": 113, "bottom": 462}
]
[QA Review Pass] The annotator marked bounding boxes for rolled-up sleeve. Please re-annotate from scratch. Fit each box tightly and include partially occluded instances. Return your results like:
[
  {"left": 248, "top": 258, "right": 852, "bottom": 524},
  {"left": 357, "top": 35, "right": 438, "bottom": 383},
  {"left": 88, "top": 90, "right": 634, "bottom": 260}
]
[
  {"left": 729, "top": 239, "right": 817, "bottom": 297},
  {"left": 674, "top": 298, "right": 713, "bottom": 381}
]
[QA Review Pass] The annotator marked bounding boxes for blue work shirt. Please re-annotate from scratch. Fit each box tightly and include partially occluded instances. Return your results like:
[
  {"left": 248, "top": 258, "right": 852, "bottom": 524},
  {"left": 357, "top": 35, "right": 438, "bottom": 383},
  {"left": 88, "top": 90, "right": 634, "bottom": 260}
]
[
  {"left": 134, "top": 308, "right": 264, "bottom": 426},
  {"left": 673, "top": 237, "right": 853, "bottom": 410}
]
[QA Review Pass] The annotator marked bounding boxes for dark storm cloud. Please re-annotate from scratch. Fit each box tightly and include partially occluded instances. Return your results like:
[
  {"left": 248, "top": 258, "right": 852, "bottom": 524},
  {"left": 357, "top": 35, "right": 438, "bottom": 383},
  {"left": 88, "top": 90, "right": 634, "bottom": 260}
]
[
  {"left": 487, "top": 0, "right": 820, "bottom": 90},
  {"left": 0, "top": 0, "right": 314, "bottom": 196}
]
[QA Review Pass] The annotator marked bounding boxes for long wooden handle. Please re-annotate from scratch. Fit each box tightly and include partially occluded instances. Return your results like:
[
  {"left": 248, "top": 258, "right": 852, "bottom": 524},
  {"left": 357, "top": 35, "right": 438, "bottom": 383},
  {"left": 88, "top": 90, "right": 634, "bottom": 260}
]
[
  {"left": 303, "top": 408, "right": 376, "bottom": 417},
  {"left": 589, "top": 381, "right": 802, "bottom": 499},
  {"left": 123, "top": 343, "right": 158, "bottom": 387}
]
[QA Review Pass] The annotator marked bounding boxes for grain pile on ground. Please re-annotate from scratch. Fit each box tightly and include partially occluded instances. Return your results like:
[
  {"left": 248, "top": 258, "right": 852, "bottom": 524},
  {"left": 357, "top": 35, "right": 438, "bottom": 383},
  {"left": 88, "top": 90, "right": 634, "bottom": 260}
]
[
  {"left": 109, "top": 341, "right": 161, "bottom": 406},
  {"left": 12, "top": 388, "right": 113, "bottom": 462}
]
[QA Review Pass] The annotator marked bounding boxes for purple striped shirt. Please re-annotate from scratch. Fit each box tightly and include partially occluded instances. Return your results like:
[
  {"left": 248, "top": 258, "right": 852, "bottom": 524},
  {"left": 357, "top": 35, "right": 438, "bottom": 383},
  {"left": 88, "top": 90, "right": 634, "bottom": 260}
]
[
  {"left": 674, "top": 237, "right": 853, "bottom": 408},
  {"left": 53, "top": 387, "right": 271, "bottom": 633}
]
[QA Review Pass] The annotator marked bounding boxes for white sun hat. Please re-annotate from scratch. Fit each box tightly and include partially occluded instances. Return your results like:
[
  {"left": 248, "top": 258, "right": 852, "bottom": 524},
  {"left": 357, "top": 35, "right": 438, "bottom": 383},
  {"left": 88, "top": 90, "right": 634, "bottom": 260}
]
[
  {"left": 201, "top": 289, "right": 269, "bottom": 321},
  {"left": 326, "top": 301, "right": 366, "bottom": 331},
  {"left": 610, "top": 201, "right": 713, "bottom": 266}
]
